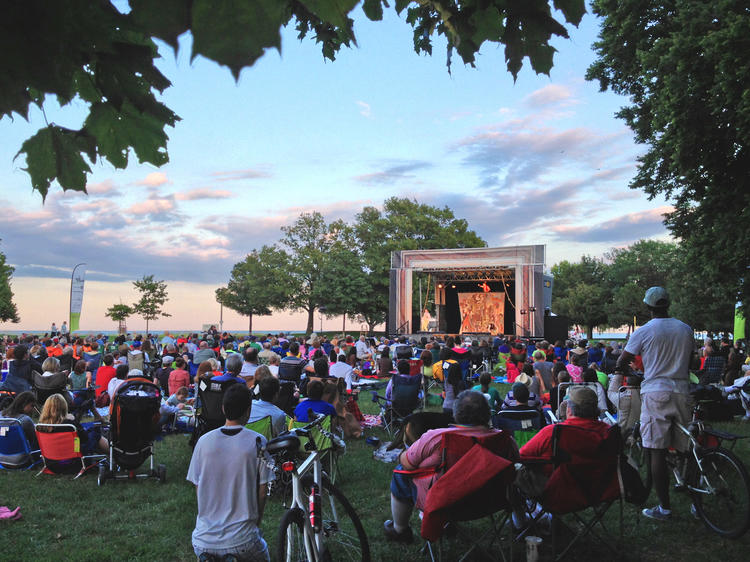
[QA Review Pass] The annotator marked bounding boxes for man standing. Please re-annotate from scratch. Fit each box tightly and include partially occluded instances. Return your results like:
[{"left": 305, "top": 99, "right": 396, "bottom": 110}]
[
  {"left": 60, "top": 321, "right": 69, "bottom": 337},
  {"left": 50, "top": 322, "right": 58, "bottom": 336},
  {"left": 187, "top": 384, "right": 273, "bottom": 560},
  {"left": 617, "top": 286, "right": 694, "bottom": 522}
]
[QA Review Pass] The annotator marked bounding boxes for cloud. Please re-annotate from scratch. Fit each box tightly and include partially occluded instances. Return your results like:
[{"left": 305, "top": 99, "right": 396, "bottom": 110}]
[
  {"left": 549, "top": 206, "right": 673, "bottom": 243},
  {"left": 356, "top": 100, "right": 371, "bottom": 118},
  {"left": 453, "top": 117, "right": 629, "bottom": 189},
  {"left": 354, "top": 160, "right": 433, "bottom": 185},
  {"left": 85, "top": 180, "right": 120, "bottom": 196},
  {"left": 175, "top": 188, "right": 235, "bottom": 201},
  {"left": 128, "top": 198, "right": 175, "bottom": 215},
  {"left": 524, "top": 84, "right": 575, "bottom": 108},
  {"left": 211, "top": 169, "right": 272, "bottom": 181},
  {"left": 135, "top": 172, "right": 169, "bottom": 187}
]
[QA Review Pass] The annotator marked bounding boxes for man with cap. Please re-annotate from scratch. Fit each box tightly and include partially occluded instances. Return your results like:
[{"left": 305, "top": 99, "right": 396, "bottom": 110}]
[
  {"left": 520, "top": 386, "right": 609, "bottom": 465},
  {"left": 616, "top": 286, "right": 694, "bottom": 522}
]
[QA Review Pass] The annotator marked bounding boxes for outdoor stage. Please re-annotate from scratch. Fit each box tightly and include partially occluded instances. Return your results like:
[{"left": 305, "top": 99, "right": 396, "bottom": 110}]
[{"left": 388, "top": 245, "right": 548, "bottom": 338}]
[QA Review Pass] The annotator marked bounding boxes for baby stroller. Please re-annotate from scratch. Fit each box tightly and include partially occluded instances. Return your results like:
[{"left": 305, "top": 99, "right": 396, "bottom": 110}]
[{"left": 98, "top": 379, "right": 166, "bottom": 485}]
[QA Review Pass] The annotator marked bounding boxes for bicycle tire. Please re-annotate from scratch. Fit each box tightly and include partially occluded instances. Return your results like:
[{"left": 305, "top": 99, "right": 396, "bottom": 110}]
[
  {"left": 690, "top": 447, "right": 750, "bottom": 539},
  {"left": 624, "top": 424, "right": 652, "bottom": 494},
  {"left": 301, "top": 473, "right": 371, "bottom": 562},
  {"left": 278, "top": 507, "right": 317, "bottom": 562}
]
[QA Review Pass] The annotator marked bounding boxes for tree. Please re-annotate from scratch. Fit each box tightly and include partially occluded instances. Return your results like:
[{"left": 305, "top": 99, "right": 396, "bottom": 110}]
[
  {"left": 3, "top": 0, "right": 585, "bottom": 198},
  {"left": 216, "top": 246, "right": 291, "bottom": 334},
  {"left": 605, "top": 240, "right": 679, "bottom": 329},
  {"left": 317, "top": 245, "right": 374, "bottom": 334},
  {"left": 132, "top": 275, "right": 170, "bottom": 334},
  {"left": 104, "top": 303, "right": 133, "bottom": 334},
  {"left": 550, "top": 256, "right": 610, "bottom": 338},
  {"left": 354, "top": 197, "right": 486, "bottom": 329},
  {"left": 587, "top": 0, "right": 750, "bottom": 312},
  {"left": 0, "top": 249, "right": 20, "bottom": 323},
  {"left": 278, "top": 212, "right": 353, "bottom": 335}
]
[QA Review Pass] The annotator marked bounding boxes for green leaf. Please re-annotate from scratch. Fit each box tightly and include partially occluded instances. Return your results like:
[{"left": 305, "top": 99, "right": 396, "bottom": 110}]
[
  {"left": 527, "top": 43, "right": 556, "bottom": 75},
  {"left": 470, "top": 7, "right": 504, "bottom": 45},
  {"left": 395, "top": 0, "right": 411, "bottom": 14},
  {"left": 84, "top": 102, "right": 170, "bottom": 169},
  {"left": 129, "top": 0, "right": 191, "bottom": 50},
  {"left": 191, "top": 0, "right": 287, "bottom": 79},
  {"left": 553, "top": 0, "right": 586, "bottom": 26},
  {"left": 299, "top": 0, "right": 359, "bottom": 30},
  {"left": 363, "top": 0, "right": 384, "bottom": 21},
  {"left": 16, "top": 126, "right": 92, "bottom": 199}
]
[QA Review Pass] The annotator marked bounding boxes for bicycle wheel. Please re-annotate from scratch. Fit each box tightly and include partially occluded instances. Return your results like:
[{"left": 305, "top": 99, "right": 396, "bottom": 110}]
[
  {"left": 624, "top": 423, "right": 652, "bottom": 494},
  {"left": 690, "top": 447, "right": 750, "bottom": 539},
  {"left": 301, "top": 474, "right": 371, "bottom": 562},
  {"left": 278, "top": 507, "right": 317, "bottom": 562}
]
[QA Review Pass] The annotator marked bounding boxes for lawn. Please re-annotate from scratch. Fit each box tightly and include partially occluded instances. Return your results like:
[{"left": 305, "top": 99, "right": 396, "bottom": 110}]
[{"left": 2, "top": 385, "right": 750, "bottom": 561}]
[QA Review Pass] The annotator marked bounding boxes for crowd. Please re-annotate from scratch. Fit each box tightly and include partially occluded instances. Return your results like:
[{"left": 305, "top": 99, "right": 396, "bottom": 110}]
[{"left": 2, "top": 286, "right": 749, "bottom": 560}]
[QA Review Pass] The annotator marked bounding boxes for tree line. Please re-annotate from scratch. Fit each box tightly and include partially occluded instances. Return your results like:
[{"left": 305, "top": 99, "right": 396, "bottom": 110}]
[{"left": 552, "top": 239, "right": 738, "bottom": 338}]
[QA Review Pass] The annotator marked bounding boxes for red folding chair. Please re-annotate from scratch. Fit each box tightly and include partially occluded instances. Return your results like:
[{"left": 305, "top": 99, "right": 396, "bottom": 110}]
[
  {"left": 35, "top": 423, "right": 105, "bottom": 479},
  {"left": 515, "top": 423, "right": 624, "bottom": 560},
  {"left": 418, "top": 430, "right": 518, "bottom": 561}
]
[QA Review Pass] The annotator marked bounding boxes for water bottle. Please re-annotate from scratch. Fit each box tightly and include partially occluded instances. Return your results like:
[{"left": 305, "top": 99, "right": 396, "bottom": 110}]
[{"left": 309, "top": 484, "right": 321, "bottom": 532}]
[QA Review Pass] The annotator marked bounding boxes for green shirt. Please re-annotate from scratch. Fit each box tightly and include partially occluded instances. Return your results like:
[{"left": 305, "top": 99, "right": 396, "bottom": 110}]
[{"left": 471, "top": 384, "right": 502, "bottom": 412}]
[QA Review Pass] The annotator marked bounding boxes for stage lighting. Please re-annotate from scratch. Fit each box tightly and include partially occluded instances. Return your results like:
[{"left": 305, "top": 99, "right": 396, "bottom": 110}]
[
  {"left": 437, "top": 283, "right": 443, "bottom": 289},
  {"left": 451, "top": 284, "right": 456, "bottom": 288}
]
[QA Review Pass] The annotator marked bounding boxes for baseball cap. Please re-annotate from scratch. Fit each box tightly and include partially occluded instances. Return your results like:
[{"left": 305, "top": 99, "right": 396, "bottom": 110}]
[
  {"left": 643, "top": 286, "right": 669, "bottom": 307},
  {"left": 568, "top": 386, "right": 598, "bottom": 411}
]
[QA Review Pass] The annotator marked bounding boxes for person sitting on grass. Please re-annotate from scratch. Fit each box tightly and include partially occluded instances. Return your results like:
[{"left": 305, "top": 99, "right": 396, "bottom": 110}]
[
  {"left": 471, "top": 372, "right": 502, "bottom": 414},
  {"left": 383, "top": 390, "right": 517, "bottom": 543},
  {"left": 38, "top": 393, "right": 108, "bottom": 454},
  {"left": 294, "top": 380, "right": 336, "bottom": 422},
  {"left": 157, "top": 386, "right": 192, "bottom": 432},
  {"left": 188, "top": 383, "right": 273, "bottom": 561}
]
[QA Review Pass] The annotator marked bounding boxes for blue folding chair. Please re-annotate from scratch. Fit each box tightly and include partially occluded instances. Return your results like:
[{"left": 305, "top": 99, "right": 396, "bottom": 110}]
[{"left": 0, "top": 417, "right": 41, "bottom": 470}]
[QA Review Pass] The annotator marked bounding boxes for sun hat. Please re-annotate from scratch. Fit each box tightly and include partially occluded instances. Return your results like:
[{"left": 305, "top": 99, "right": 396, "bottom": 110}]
[{"left": 568, "top": 386, "right": 598, "bottom": 411}]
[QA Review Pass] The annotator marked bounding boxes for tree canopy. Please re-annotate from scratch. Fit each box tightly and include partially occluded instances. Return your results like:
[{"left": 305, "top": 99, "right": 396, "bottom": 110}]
[
  {"left": 132, "top": 275, "right": 170, "bottom": 334},
  {"left": 3, "top": 0, "right": 585, "bottom": 198},
  {"left": 0, "top": 249, "right": 20, "bottom": 324},
  {"left": 587, "top": 0, "right": 750, "bottom": 312}
]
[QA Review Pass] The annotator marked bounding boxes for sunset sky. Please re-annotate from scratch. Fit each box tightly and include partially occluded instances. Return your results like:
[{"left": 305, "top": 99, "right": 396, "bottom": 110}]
[{"left": 0, "top": 3, "right": 672, "bottom": 333}]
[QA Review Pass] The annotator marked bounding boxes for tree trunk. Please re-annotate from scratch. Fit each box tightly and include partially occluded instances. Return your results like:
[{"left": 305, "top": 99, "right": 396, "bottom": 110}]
[
  {"left": 306, "top": 308, "right": 315, "bottom": 336},
  {"left": 342, "top": 314, "right": 346, "bottom": 339},
  {"left": 248, "top": 313, "right": 253, "bottom": 335},
  {"left": 587, "top": 325, "right": 594, "bottom": 339},
  {"left": 146, "top": 318, "right": 149, "bottom": 336}
]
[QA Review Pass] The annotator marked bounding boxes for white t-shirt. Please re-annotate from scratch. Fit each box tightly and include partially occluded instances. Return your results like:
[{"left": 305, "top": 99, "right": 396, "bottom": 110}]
[
  {"left": 624, "top": 317, "right": 693, "bottom": 395},
  {"left": 108, "top": 377, "right": 127, "bottom": 397},
  {"left": 329, "top": 361, "right": 354, "bottom": 390},
  {"left": 187, "top": 426, "right": 274, "bottom": 549}
]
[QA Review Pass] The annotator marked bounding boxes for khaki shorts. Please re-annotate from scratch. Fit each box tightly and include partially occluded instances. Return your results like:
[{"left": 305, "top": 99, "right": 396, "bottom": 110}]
[{"left": 640, "top": 391, "right": 693, "bottom": 450}]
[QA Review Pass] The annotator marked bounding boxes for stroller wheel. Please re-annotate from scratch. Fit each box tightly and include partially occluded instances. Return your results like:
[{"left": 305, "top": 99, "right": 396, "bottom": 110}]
[{"left": 157, "top": 463, "right": 167, "bottom": 484}]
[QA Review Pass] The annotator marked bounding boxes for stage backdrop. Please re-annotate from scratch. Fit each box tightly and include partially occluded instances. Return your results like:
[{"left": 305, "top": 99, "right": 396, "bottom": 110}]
[{"left": 458, "top": 292, "right": 505, "bottom": 334}]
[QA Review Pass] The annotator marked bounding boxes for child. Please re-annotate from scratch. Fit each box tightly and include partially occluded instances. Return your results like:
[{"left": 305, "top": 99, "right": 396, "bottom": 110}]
[{"left": 158, "top": 386, "right": 193, "bottom": 431}]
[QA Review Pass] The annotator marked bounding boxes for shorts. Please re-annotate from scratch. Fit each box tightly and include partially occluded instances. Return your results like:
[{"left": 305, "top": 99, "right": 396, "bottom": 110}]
[
  {"left": 193, "top": 528, "right": 269, "bottom": 562},
  {"left": 390, "top": 464, "right": 418, "bottom": 504},
  {"left": 640, "top": 391, "right": 692, "bottom": 450}
]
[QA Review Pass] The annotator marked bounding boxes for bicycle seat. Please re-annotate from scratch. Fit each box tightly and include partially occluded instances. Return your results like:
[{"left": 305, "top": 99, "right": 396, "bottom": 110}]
[{"left": 266, "top": 434, "right": 301, "bottom": 455}]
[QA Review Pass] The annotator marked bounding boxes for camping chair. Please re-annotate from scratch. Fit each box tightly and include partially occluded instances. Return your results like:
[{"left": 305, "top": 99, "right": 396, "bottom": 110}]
[
  {"left": 189, "top": 378, "right": 239, "bottom": 447},
  {"left": 32, "top": 371, "right": 69, "bottom": 413},
  {"left": 35, "top": 423, "right": 105, "bottom": 479},
  {"left": 416, "top": 430, "right": 517, "bottom": 562},
  {"left": 0, "top": 417, "right": 41, "bottom": 470},
  {"left": 372, "top": 373, "right": 422, "bottom": 437},
  {"left": 492, "top": 409, "right": 545, "bottom": 447},
  {"left": 555, "top": 382, "right": 601, "bottom": 420},
  {"left": 246, "top": 415, "right": 274, "bottom": 441},
  {"left": 514, "top": 423, "right": 624, "bottom": 560}
]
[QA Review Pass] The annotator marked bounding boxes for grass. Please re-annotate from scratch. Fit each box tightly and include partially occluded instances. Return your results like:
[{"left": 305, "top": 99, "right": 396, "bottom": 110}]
[{"left": 2, "top": 385, "right": 750, "bottom": 561}]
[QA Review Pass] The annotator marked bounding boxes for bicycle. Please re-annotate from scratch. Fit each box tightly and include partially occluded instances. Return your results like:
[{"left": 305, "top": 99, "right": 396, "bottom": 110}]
[
  {"left": 623, "top": 393, "right": 750, "bottom": 538},
  {"left": 266, "top": 414, "right": 371, "bottom": 561}
]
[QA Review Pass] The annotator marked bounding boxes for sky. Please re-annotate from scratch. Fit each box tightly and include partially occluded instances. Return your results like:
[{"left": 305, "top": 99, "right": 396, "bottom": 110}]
[{"left": 0, "top": 2, "right": 673, "bottom": 333}]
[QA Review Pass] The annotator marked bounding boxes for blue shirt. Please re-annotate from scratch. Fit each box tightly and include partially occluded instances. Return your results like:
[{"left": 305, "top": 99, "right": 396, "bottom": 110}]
[
  {"left": 294, "top": 399, "right": 336, "bottom": 422},
  {"left": 211, "top": 373, "right": 245, "bottom": 385}
]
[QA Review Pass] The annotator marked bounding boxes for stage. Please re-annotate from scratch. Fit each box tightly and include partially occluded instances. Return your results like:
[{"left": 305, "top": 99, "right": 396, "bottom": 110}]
[{"left": 388, "top": 245, "right": 548, "bottom": 338}]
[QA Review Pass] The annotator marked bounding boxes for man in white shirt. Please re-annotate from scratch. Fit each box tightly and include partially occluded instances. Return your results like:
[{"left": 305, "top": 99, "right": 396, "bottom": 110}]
[
  {"left": 617, "top": 286, "right": 694, "bottom": 523},
  {"left": 355, "top": 335, "right": 369, "bottom": 360},
  {"left": 330, "top": 354, "right": 355, "bottom": 391},
  {"left": 187, "top": 384, "right": 273, "bottom": 561},
  {"left": 241, "top": 347, "right": 260, "bottom": 380}
]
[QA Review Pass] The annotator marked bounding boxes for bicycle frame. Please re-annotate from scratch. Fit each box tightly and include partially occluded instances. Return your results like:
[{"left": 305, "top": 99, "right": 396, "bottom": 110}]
[{"left": 286, "top": 446, "right": 326, "bottom": 560}]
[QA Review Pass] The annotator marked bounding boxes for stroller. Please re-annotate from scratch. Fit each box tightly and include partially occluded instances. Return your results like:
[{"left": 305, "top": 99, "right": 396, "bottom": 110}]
[{"left": 98, "top": 378, "right": 166, "bottom": 485}]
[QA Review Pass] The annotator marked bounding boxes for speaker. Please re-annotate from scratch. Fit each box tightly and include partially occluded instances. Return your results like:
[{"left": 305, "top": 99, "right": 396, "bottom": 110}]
[{"left": 544, "top": 315, "right": 569, "bottom": 344}]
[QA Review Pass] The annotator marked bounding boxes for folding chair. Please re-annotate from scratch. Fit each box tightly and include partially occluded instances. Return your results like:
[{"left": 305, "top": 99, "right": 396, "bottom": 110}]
[
  {"left": 492, "top": 409, "right": 545, "bottom": 447},
  {"left": 372, "top": 373, "right": 422, "bottom": 437},
  {"left": 189, "top": 378, "right": 238, "bottom": 448},
  {"left": 32, "top": 371, "right": 69, "bottom": 412},
  {"left": 245, "top": 415, "right": 274, "bottom": 441},
  {"left": 417, "top": 430, "right": 518, "bottom": 562},
  {"left": 515, "top": 423, "right": 624, "bottom": 560},
  {"left": 0, "top": 417, "right": 41, "bottom": 470},
  {"left": 35, "top": 423, "right": 105, "bottom": 479}
]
